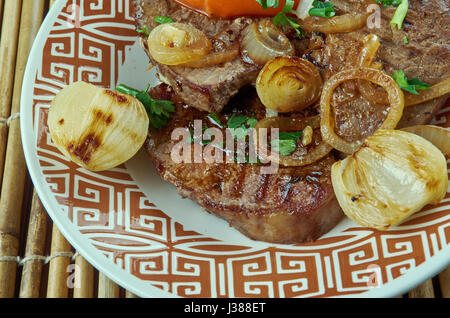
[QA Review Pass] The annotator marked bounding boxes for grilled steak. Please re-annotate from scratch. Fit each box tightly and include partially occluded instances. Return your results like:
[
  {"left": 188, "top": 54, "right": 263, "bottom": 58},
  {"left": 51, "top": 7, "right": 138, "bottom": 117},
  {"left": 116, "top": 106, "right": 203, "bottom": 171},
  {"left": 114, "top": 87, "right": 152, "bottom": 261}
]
[
  {"left": 134, "top": 0, "right": 449, "bottom": 121},
  {"left": 137, "top": 0, "right": 449, "bottom": 243},
  {"left": 146, "top": 84, "right": 343, "bottom": 244}
]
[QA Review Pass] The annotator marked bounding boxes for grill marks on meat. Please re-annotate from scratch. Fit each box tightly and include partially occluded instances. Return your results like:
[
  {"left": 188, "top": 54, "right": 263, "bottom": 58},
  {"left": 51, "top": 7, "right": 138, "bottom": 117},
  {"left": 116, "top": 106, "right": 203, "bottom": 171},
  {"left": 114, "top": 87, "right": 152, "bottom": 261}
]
[
  {"left": 137, "top": 0, "right": 449, "bottom": 243},
  {"left": 145, "top": 84, "right": 343, "bottom": 243}
]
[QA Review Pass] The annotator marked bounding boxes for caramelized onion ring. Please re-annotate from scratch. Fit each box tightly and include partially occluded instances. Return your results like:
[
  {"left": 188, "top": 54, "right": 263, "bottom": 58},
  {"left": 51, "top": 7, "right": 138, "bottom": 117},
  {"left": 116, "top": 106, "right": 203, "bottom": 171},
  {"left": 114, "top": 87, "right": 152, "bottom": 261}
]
[
  {"left": 405, "top": 77, "right": 450, "bottom": 107},
  {"left": 357, "top": 34, "right": 391, "bottom": 105},
  {"left": 299, "top": 13, "right": 368, "bottom": 34},
  {"left": 254, "top": 116, "right": 333, "bottom": 167},
  {"left": 256, "top": 56, "right": 323, "bottom": 113},
  {"left": 240, "top": 19, "right": 295, "bottom": 66},
  {"left": 147, "top": 23, "right": 212, "bottom": 65},
  {"left": 181, "top": 44, "right": 240, "bottom": 68},
  {"left": 320, "top": 67, "right": 405, "bottom": 154}
]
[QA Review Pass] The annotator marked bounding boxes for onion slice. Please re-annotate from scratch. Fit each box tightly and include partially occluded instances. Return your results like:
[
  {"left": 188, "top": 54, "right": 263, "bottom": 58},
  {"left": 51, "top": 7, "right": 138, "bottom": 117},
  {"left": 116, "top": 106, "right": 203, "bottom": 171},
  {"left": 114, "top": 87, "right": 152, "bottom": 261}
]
[
  {"left": 299, "top": 13, "right": 368, "bottom": 34},
  {"left": 401, "top": 125, "right": 450, "bottom": 156},
  {"left": 320, "top": 67, "right": 405, "bottom": 154},
  {"left": 180, "top": 43, "right": 239, "bottom": 68},
  {"left": 147, "top": 23, "right": 212, "bottom": 65},
  {"left": 240, "top": 19, "right": 295, "bottom": 66},
  {"left": 357, "top": 34, "right": 390, "bottom": 105},
  {"left": 295, "top": 0, "right": 314, "bottom": 20},
  {"left": 254, "top": 116, "right": 333, "bottom": 167},
  {"left": 405, "top": 77, "right": 450, "bottom": 107}
]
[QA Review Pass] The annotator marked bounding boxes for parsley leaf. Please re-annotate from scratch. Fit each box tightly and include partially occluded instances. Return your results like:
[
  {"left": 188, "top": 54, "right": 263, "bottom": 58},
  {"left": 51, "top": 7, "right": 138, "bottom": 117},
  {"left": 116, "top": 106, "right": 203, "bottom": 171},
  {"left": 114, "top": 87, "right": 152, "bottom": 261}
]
[
  {"left": 257, "top": 0, "right": 305, "bottom": 38},
  {"left": 309, "top": 1, "right": 336, "bottom": 18},
  {"left": 154, "top": 16, "right": 174, "bottom": 24},
  {"left": 256, "top": 0, "right": 279, "bottom": 10},
  {"left": 136, "top": 25, "right": 151, "bottom": 37},
  {"left": 374, "top": 0, "right": 402, "bottom": 6},
  {"left": 392, "top": 70, "right": 431, "bottom": 95},
  {"left": 207, "top": 113, "right": 223, "bottom": 128},
  {"left": 227, "top": 114, "right": 249, "bottom": 129},
  {"left": 116, "top": 84, "right": 175, "bottom": 130},
  {"left": 271, "top": 130, "right": 303, "bottom": 156},
  {"left": 271, "top": 139, "right": 297, "bottom": 156}
]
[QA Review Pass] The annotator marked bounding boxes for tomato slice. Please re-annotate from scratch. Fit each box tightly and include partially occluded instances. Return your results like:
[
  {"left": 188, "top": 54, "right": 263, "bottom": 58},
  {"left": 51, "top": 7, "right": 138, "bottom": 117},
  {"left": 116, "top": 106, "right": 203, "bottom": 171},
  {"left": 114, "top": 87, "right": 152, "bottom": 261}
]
[{"left": 173, "top": 0, "right": 300, "bottom": 18}]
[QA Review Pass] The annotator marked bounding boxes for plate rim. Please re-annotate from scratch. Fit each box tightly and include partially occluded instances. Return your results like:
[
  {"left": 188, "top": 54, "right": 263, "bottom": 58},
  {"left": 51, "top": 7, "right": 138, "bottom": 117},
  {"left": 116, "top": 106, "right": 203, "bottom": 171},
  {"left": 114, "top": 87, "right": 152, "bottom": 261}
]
[{"left": 19, "top": 0, "right": 450, "bottom": 298}]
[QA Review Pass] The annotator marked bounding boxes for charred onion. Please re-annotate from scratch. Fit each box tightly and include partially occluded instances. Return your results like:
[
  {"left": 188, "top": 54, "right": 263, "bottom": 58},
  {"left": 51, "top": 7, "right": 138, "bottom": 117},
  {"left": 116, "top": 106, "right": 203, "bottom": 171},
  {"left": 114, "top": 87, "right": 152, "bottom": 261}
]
[
  {"left": 401, "top": 125, "right": 450, "bottom": 155},
  {"left": 331, "top": 129, "right": 448, "bottom": 230}
]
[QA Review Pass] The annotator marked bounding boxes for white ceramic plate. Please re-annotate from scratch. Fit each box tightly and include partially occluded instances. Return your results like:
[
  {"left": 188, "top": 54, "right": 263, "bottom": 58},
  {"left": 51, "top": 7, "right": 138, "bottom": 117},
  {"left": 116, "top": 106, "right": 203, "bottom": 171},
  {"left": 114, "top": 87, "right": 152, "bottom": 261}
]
[{"left": 21, "top": 0, "right": 450, "bottom": 298}]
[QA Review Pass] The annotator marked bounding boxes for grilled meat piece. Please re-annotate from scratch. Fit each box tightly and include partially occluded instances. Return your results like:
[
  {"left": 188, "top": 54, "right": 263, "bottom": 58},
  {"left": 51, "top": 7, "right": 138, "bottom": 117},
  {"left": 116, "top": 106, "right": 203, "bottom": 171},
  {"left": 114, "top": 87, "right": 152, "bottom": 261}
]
[
  {"left": 134, "top": 0, "right": 449, "bottom": 125},
  {"left": 137, "top": 0, "right": 449, "bottom": 243},
  {"left": 134, "top": 0, "right": 261, "bottom": 113},
  {"left": 145, "top": 84, "right": 344, "bottom": 244}
]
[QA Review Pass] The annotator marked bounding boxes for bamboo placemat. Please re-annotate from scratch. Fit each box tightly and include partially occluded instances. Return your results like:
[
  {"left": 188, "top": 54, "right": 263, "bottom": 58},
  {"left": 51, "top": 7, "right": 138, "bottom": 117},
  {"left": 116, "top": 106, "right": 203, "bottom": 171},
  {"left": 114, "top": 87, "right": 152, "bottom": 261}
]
[{"left": 0, "top": 0, "right": 448, "bottom": 299}]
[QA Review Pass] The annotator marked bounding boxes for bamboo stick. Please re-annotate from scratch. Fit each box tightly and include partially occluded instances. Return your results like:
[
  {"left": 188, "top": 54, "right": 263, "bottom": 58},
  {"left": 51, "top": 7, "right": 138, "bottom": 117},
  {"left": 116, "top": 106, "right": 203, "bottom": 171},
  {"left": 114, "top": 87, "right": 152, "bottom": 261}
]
[
  {"left": 0, "top": 0, "right": 4, "bottom": 33},
  {"left": 19, "top": 190, "right": 49, "bottom": 298},
  {"left": 408, "top": 279, "right": 435, "bottom": 298},
  {"left": 98, "top": 272, "right": 120, "bottom": 298},
  {"left": 438, "top": 266, "right": 450, "bottom": 298},
  {"left": 46, "top": 224, "right": 73, "bottom": 298},
  {"left": 0, "top": 0, "right": 30, "bottom": 299},
  {"left": 73, "top": 254, "right": 94, "bottom": 298},
  {"left": 0, "top": 0, "right": 22, "bottom": 187},
  {"left": 126, "top": 290, "right": 139, "bottom": 298}
]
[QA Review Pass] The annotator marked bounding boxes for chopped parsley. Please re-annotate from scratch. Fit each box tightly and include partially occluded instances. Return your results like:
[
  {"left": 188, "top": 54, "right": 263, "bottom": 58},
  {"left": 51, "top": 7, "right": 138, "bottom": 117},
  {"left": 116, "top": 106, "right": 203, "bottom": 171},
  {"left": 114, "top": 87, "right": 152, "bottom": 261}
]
[
  {"left": 374, "top": 0, "right": 402, "bottom": 7},
  {"left": 154, "top": 15, "right": 174, "bottom": 24},
  {"left": 206, "top": 113, "right": 223, "bottom": 128},
  {"left": 309, "top": 1, "right": 336, "bottom": 18},
  {"left": 135, "top": 16, "right": 173, "bottom": 36},
  {"left": 256, "top": 0, "right": 305, "bottom": 38},
  {"left": 403, "top": 36, "right": 408, "bottom": 44},
  {"left": 390, "top": 0, "right": 409, "bottom": 29},
  {"left": 271, "top": 130, "right": 303, "bottom": 156},
  {"left": 256, "top": 0, "right": 280, "bottom": 9},
  {"left": 227, "top": 114, "right": 259, "bottom": 139},
  {"left": 116, "top": 84, "right": 175, "bottom": 130},
  {"left": 392, "top": 70, "right": 431, "bottom": 95},
  {"left": 136, "top": 25, "right": 151, "bottom": 37}
]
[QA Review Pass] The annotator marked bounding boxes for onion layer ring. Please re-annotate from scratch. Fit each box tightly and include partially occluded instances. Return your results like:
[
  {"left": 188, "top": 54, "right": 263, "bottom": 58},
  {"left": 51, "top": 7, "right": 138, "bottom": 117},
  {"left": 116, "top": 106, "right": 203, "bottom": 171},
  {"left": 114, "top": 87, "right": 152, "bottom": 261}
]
[
  {"left": 299, "top": 13, "right": 368, "bottom": 34},
  {"left": 405, "top": 77, "right": 450, "bottom": 107},
  {"left": 357, "top": 34, "right": 391, "bottom": 105},
  {"left": 180, "top": 44, "right": 240, "bottom": 68},
  {"left": 254, "top": 116, "right": 333, "bottom": 167},
  {"left": 320, "top": 67, "right": 405, "bottom": 154}
]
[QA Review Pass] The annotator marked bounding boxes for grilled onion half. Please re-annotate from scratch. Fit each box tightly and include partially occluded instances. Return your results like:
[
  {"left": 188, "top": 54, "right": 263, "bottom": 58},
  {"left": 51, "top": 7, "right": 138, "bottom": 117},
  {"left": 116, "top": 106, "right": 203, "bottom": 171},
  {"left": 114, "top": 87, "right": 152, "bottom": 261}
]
[
  {"left": 331, "top": 129, "right": 448, "bottom": 231},
  {"left": 256, "top": 56, "right": 323, "bottom": 113},
  {"left": 147, "top": 23, "right": 212, "bottom": 65},
  {"left": 48, "top": 81, "right": 149, "bottom": 171}
]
